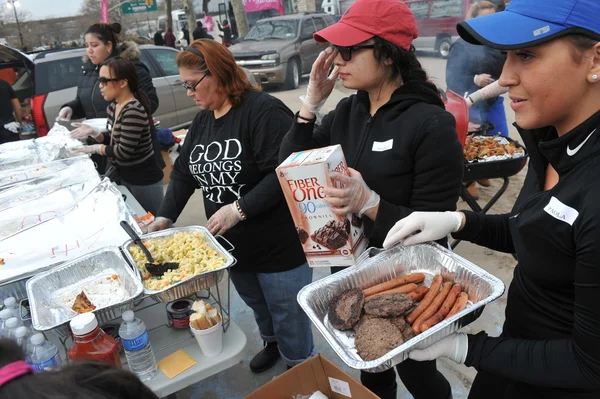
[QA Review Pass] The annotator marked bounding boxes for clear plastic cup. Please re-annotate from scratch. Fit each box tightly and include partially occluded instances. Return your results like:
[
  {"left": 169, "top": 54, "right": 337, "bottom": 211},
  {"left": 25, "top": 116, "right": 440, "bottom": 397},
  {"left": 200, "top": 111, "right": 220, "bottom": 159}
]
[{"left": 190, "top": 320, "right": 223, "bottom": 357}]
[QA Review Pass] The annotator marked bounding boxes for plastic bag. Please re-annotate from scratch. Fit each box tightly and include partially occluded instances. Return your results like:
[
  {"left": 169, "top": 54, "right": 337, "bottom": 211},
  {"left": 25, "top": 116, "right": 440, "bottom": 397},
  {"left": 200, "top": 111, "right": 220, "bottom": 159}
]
[{"left": 293, "top": 391, "right": 329, "bottom": 399}]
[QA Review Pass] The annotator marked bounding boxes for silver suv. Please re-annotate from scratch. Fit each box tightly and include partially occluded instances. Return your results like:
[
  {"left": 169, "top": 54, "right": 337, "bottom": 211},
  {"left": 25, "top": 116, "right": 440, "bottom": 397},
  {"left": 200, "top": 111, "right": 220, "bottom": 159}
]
[{"left": 0, "top": 45, "right": 207, "bottom": 136}]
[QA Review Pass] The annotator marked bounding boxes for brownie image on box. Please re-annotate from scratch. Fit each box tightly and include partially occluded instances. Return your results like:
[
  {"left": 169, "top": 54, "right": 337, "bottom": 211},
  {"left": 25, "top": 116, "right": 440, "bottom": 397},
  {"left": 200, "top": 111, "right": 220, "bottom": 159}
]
[
  {"left": 296, "top": 227, "right": 309, "bottom": 244},
  {"left": 311, "top": 220, "right": 349, "bottom": 250},
  {"left": 352, "top": 213, "right": 362, "bottom": 228}
]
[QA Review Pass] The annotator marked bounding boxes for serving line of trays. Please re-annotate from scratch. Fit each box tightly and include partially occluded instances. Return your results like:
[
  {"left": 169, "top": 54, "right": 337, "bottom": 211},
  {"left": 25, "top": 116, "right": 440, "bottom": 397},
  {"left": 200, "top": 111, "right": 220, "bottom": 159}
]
[
  {"left": 25, "top": 226, "right": 236, "bottom": 339},
  {"left": 298, "top": 243, "right": 505, "bottom": 373}
]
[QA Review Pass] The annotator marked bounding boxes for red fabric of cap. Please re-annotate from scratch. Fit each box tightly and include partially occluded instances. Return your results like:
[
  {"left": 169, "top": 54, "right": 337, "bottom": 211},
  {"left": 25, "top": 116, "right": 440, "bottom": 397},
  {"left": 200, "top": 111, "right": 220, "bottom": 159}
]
[{"left": 314, "top": 0, "right": 418, "bottom": 50}]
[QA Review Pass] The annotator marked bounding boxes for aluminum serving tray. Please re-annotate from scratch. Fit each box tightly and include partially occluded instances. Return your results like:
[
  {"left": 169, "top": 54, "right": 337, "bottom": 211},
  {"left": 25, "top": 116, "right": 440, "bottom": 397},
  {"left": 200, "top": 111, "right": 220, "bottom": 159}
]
[
  {"left": 26, "top": 246, "right": 144, "bottom": 336},
  {"left": 298, "top": 243, "right": 505, "bottom": 372},
  {"left": 121, "top": 226, "right": 236, "bottom": 303}
]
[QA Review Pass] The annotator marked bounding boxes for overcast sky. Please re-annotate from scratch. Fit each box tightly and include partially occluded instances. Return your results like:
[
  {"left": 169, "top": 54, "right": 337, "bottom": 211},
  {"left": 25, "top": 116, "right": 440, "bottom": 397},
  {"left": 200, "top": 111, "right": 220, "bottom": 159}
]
[{"left": 14, "top": 0, "right": 85, "bottom": 20}]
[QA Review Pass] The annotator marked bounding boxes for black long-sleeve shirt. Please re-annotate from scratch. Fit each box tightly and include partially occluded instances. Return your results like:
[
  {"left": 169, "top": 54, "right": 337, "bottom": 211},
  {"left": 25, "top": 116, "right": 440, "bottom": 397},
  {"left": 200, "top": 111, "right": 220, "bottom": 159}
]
[
  {"left": 454, "top": 111, "right": 600, "bottom": 398},
  {"left": 158, "top": 90, "right": 306, "bottom": 273},
  {"left": 280, "top": 82, "right": 464, "bottom": 248}
]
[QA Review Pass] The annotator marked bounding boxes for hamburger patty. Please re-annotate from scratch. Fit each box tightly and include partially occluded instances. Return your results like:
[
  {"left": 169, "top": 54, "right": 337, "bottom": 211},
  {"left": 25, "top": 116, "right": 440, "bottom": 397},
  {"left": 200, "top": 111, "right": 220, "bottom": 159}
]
[
  {"left": 364, "top": 293, "right": 414, "bottom": 317},
  {"left": 355, "top": 318, "right": 404, "bottom": 361},
  {"left": 328, "top": 288, "right": 365, "bottom": 330}
]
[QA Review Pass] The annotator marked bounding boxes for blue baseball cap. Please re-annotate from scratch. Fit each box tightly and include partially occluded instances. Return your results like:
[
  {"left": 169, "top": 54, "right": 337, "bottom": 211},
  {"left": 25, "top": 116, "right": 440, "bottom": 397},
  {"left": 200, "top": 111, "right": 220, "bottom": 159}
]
[{"left": 458, "top": 0, "right": 600, "bottom": 50}]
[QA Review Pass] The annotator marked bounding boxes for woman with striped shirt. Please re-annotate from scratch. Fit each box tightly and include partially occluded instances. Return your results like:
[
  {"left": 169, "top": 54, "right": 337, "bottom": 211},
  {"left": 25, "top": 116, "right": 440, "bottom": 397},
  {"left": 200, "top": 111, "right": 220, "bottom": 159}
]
[{"left": 74, "top": 57, "right": 164, "bottom": 214}]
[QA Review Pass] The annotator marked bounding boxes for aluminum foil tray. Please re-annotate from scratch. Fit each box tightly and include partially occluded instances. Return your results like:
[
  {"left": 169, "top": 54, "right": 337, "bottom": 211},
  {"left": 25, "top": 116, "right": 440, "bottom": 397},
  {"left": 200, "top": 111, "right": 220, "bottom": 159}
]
[
  {"left": 26, "top": 247, "right": 144, "bottom": 333},
  {"left": 122, "top": 226, "right": 236, "bottom": 303},
  {"left": 297, "top": 243, "right": 505, "bottom": 372}
]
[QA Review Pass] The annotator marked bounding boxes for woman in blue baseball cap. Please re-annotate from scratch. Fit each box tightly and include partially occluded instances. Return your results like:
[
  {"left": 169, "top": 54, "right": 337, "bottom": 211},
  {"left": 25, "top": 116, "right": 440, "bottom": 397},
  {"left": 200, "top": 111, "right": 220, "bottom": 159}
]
[{"left": 383, "top": 0, "right": 600, "bottom": 398}]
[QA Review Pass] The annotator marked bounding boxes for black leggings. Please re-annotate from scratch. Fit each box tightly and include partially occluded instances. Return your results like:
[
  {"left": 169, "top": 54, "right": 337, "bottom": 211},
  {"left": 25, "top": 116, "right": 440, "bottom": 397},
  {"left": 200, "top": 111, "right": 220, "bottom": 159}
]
[{"left": 361, "top": 359, "right": 451, "bottom": 399}]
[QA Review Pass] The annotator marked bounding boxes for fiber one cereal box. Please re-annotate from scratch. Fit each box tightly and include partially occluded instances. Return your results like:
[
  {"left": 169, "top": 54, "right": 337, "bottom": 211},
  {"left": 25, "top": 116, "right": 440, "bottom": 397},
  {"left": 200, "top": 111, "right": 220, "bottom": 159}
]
[{"left": 277, "top": 145, "right": 368, "bottom": 267}]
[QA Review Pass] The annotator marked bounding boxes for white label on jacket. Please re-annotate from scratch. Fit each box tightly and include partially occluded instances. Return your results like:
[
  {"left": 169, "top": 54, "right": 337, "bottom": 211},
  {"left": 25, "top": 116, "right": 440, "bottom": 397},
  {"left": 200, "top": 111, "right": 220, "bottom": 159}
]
[
  {"left": 372, "top": 139, "right": 393, "bottom": 152},
  {"left": 328, "top": 377, "right": 352, "bottom": 397},
  {"left": 544, "top": 197, "right": 579, "bottom": 226}
]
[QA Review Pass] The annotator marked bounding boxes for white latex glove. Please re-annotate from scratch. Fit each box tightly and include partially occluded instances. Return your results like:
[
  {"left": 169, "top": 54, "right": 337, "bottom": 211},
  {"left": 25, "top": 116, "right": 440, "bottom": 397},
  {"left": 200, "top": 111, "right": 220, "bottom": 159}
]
[
  {"left": 56, "top": 106, "right": 73, "bottom": 122},
  {"left": 72, "top": 144, "right": 104, "bottom": 154},
  {"left": 206, "top": 204, "right": 242, "bottom": 236},
  {"left": 383, "top": 211, "right": 464, "bottom": 248},
  {"left": 147, "top": 217, "right": 173, "bottom": 233},
  {"left": 71, "top": 123, "right": 102, "bottom": 140},
  {"left": 300, "top": 47, "right": 339, "bottom": 114},
  {"left": 3, "top": 122, "right": 20, "bottom": 133},
  {"left": 324, "top": 168, "right": 380, "bottom": 217},
  {"left": 474, "top": 73, "right": 494, "bottom": 87},
  {"left": 409, "top": 333, "right": 469, "bottom": 364}
]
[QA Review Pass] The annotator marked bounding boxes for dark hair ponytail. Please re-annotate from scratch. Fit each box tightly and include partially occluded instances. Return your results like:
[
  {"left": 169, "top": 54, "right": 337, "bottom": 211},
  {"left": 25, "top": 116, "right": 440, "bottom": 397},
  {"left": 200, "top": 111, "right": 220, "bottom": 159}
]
[
  {"left": 372, "top": 36, "right": 429, "bottom": 84},
  {"left": 101, "top": 57, "right": 153, "bottom": 126},
  {"left": 86, "top": 22, "right": 122, "bottom": 56}
]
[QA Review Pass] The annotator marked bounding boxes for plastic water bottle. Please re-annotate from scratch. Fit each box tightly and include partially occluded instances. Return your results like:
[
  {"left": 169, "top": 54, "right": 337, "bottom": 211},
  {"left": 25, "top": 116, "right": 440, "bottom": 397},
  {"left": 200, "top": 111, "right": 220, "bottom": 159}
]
[
  {"left": 4, "top": 297, "right": 20, "bottom": 320},
  {"left": 0, "top": 309, "right": 12, "bottom": 337},
  {"left": 119, "top": 310, "right": 156, "bottom": 381},
  {"left": 4, "top": 317, "right": 21, "bottom": 339},
  {"left": 28, "top": 333, "right": 61, "bottom": 372},
  {"left": 14, "top": 326, "right": 31, "bottom": 354}
]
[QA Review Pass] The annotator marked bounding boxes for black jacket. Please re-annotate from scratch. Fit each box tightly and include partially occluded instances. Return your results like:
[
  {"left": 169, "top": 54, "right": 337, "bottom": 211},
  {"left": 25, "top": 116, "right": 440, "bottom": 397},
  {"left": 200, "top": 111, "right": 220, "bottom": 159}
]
[
  {"left": 280, "top": 81, "right": 464, "bottom": 247},
  {"left": 153, "top": 32, "right": 165, "bottom": 46},
  {"left": 455, "top": 111, "right": 600, "bottom": 398},
  {"left": 193, "top": 27, "right": 213, "bottom": 41},
  {"left": 446, "top": 38, "right": 506, "bottom": 108}
]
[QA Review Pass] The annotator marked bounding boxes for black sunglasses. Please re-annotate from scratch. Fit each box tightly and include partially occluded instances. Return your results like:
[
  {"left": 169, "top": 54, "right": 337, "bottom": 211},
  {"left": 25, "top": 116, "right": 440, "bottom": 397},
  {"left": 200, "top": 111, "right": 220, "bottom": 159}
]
[
  {"left": 97, "top": 77, "right": 120, "bottom": 86},
  {"left": 182, "top": 71, "right": 210, "bottom": 92},
  {"left": 333, "top": 45, "right": 375, "bottom": 61}
]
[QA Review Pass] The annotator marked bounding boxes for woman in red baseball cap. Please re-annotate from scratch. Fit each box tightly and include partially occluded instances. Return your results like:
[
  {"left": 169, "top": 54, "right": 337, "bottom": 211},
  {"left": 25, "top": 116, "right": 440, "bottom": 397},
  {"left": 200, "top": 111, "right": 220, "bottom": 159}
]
[{"left": 279, "top": 0, "right": 464, "bottom": 398}]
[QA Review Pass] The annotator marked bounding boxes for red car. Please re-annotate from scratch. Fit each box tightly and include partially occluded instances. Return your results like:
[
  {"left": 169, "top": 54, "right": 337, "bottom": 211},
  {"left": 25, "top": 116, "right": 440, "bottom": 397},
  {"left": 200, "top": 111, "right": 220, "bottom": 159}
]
[{"left": 405, "top": 0, "right": 507, "bottom": 58}]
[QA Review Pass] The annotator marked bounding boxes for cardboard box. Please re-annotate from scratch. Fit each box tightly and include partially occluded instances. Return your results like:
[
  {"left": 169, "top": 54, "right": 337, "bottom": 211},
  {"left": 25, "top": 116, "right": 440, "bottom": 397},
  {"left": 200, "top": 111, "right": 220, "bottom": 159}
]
[
  {"left": 277, "top": 145, "right": 368, "bottom": 268},
  {"left": 245, "top": 354, "right": 378, "bottom": 399}
]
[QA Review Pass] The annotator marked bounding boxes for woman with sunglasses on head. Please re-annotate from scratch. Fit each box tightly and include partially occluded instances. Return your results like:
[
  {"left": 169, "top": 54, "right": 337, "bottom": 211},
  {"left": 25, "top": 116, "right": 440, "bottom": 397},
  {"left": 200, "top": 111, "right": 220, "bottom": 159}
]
[
  {"left": 74, "top": 57, "right": 164, "bottom": 215},
  {"left": 147, "top": 39, "right": 314, "bottom": 374},
  {"left": 57, "top": 22, "right": 162, "bottom": 175},
  {"left": 280, "top": 0, "right": 463, "bottom": 397},
  {"left": 384, "top": 1, "right": 600, "bottom": 398}
]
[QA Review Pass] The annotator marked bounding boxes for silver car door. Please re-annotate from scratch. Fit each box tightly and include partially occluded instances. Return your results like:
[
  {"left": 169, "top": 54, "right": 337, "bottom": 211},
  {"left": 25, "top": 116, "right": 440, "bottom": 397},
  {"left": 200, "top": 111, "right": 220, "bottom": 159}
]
[{"left": 139, "top": 50, "right": 178, "bottom": 129}]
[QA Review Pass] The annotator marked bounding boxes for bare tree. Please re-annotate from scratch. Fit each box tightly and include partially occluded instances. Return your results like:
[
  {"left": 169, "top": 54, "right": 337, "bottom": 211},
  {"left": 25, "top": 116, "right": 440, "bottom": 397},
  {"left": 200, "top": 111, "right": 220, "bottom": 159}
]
[{"left": 0, "top": 6, "right": 32, "bottom": 49}]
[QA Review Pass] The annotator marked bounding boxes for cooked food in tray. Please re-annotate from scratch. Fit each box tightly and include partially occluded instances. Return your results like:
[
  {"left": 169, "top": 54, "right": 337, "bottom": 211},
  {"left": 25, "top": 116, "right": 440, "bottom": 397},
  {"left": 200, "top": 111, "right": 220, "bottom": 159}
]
[
  {"left": 71, "top": 290, "right": 96, "bottom": 313},
  {"left": 327, "top": 272, "right": 470, "bottom": 361},
  {"left": 128, "top": 231, "right": 227, "bottom": 290},
  {"left": 464, "top": 135, "right": 525, "bottom": 162},
  {"left": 190, "top": 300, "right": 222, "bottom": 330}
]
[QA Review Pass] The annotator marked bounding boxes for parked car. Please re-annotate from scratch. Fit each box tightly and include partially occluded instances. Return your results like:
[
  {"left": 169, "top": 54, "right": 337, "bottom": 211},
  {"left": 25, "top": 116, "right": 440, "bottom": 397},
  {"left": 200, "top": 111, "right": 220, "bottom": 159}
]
[
  {"left": 405, "top": 0, "right": 507, "bottom": 58},
  {"left": 229, "top": 12, "right": 336, "bottom": 90},
  {"left": 0, "top": 44, "right": 256, "bottom": 137}
]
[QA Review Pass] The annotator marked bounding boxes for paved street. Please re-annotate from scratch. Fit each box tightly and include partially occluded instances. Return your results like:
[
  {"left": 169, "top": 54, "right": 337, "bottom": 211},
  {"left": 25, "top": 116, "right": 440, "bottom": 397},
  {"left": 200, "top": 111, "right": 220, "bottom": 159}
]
[{"left": 161, "top": 54, "right": 522, "bottom": 399}]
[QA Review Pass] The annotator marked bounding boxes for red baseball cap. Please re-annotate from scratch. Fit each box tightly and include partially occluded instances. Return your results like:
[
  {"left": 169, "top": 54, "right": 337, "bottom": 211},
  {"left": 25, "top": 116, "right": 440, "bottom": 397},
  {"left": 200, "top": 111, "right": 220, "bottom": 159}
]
[{"left": 314, "top": 0, "right": 418, "bottom": 50}]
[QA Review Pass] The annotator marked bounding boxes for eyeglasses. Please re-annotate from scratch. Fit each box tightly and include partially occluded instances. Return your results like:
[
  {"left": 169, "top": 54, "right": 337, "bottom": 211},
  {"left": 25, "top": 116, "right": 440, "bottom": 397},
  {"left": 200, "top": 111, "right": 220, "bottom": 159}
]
[
  {"left": 97, "top": 77, "right": 120, "bottom": 86},
  {"left": 333, "top": 45, "right": 375, "bottom": 62},
  {"left": 182, "top": 72, "right": 210, "bottom": 92}
]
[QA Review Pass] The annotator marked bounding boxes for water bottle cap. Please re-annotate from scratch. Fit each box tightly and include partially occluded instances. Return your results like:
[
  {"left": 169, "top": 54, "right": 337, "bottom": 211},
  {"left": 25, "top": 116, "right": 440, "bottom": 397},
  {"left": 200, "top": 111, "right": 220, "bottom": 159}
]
[
  {"left": 5, "top": 317, "right": 19, "bottom": 328},
  {"left": 122, "top": 310, "right": 134, "bottom": 322},
  {"left": 70, "top": 312, "right": 98, "bottom": 336},
  {"left": 3, "top": 297, "right": 15, "bottom": 307},
  {"left": 0, "top": 309, "right": 11, "bottom": 320},
  {"left": 30, "top": 333, "right": 45, "bottom": 346},
  {"left": 14, "top": 326, "right": 28, "bottom": 338}
]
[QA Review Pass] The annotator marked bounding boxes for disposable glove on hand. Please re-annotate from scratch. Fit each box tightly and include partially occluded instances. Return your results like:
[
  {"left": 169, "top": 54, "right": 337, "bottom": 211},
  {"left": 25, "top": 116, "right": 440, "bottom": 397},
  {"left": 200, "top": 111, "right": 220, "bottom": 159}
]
[
  {"left": 71, "top": 123, "right": 102, "bottom": 140},
  {"left": 300, "top": 47, "right": 339, "bottom": 114},
  {"left": 147, "top": 217, "right": 173, "bottom": 233},
  {"left": 325, "top": 168, "right": 380, "bottom": 217},
  {"left": 409, "top": 333, "right": 468, "bottom": 364},
  {"left": 206, "top": 204, "right": 242, "bottom": 236},
  {"left": 72, "top": 144, "right": 104, "bottom": 154},
  {"left": 3, "top": 122, "right": 20, "bottom": 133},
  {"left": 56, "top": 106, "right": 73, "bottom": 122},
  {"left": 383, "top": 211, "right": 464, "bottom": 248}
]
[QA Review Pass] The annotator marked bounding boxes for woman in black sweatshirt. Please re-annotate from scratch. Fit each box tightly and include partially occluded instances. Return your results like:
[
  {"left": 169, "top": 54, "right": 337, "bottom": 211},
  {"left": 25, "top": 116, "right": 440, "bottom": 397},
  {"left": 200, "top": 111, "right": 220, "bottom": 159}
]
[
  {"left": 384, "top": 1, "right": 600, "bottom": 398},
  {"left": 148, "top": 39, "right": 313, "bottom": 374},
  {"left": 279, "top": 0, "right": 463, "bottom": 397}
]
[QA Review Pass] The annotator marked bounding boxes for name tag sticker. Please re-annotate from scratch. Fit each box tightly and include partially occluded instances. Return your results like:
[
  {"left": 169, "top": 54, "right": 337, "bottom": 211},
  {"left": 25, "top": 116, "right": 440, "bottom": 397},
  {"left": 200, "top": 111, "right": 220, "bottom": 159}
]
[
  {"left": 372, "top": 139, "right": 393, "bottom": 152},
  {"left": 544, "top": 196, "right": 579, "bottom": 226},
  {"left": 329, "top": 377, "right": 352, "bottom": 397}
]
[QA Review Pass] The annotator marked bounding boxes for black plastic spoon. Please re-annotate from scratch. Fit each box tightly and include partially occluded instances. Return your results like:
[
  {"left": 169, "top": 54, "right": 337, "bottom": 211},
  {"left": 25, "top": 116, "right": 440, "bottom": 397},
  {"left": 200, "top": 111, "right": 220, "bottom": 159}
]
[{"left": 120, "top": 221, "right": 179, "bottom": 277}]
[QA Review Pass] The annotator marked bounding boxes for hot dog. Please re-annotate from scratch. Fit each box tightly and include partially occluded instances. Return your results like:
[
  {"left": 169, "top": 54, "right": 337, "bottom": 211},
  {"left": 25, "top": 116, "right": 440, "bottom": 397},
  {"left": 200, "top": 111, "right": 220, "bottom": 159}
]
[
  {"left": 407, "top": 286, "right": 429, "bottom": 301},
  {"left": 411, "top": 282, "right": 452, "bottom": 333},
  {"left": 419, "top": 283, "right": 462, "bottom": 332},
  {"left": 444, "top": 292, "right": 469, "bottom": 320},
  {"left": 406, "top": 275, "right": 442, "bottom": 324},
  {"left": 365, "top": 283, "right": 418, "bottom": 299},
  {"left": 362, "top": 273, "right": 425, "bottom": 297}
]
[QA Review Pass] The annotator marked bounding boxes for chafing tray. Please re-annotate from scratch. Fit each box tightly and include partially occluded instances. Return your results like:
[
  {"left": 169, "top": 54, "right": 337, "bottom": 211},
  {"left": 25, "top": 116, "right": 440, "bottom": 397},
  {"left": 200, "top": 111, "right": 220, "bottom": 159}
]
[
  {"left": 297, "top": 243, "right": 505, "bottom": 372},
  {"left": 26, "top": 247, "right": 144, "bottom": 335},
  {"left": 122, "top": 226, "right": 236, "bottom": 303}
]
